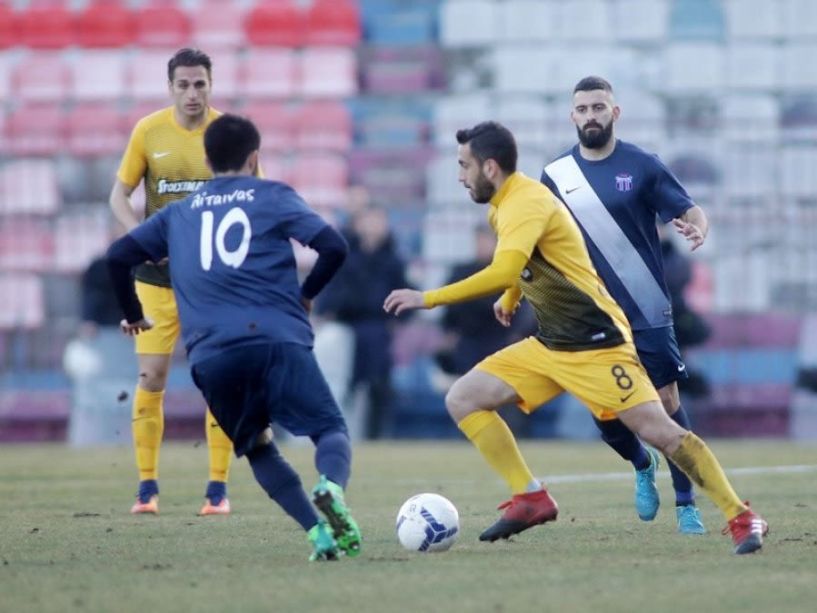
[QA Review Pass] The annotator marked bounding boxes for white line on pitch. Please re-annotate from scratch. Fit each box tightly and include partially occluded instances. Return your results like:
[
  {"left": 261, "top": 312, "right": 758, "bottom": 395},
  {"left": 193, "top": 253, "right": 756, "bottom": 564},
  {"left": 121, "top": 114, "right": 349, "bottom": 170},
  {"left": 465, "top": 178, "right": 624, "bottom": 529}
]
[{"left": 542, "top": 464, "right": 817, "bottom": 485}]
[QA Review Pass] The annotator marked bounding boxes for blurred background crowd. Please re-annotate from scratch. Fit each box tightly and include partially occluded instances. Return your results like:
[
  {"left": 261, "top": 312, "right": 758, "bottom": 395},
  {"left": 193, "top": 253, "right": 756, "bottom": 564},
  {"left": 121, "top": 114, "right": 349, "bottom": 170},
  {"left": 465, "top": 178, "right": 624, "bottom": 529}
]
[{"left": 1, "top": 0, "right": 816, "bottom": 443}]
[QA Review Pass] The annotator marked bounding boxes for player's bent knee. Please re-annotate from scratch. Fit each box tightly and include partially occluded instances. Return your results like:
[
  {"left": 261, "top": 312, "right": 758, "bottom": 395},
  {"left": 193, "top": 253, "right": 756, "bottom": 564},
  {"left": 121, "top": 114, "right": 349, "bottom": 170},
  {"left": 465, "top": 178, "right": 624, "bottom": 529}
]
[{"left": 445, "top": 381, "right": 479, "bottom": 422}]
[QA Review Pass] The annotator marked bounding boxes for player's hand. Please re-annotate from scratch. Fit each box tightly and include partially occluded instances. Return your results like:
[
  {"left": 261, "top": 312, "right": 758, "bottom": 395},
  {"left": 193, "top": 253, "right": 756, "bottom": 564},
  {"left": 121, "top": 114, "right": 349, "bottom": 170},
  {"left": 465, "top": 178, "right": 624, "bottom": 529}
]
[
  {"left": 383, "top": 289, "right": 426, "bottom": 316},
  {"left": 120, "top": 318, "right": 154, "bottom": 336},
  {"left": 301, "top": 296, "right": 313, "bottom": 314},
  {"left": 493, "top": 299, "right": 515, "bottom": 328},
  {"left": 672, "top": 218, "right": 705, "bottom": 251}
]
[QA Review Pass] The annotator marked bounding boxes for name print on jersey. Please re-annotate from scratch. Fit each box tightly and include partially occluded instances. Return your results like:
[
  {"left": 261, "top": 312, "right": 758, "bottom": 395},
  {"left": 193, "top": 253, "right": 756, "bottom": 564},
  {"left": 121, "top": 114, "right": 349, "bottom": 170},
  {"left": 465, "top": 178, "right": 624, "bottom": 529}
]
[{"left": 191, "top": 189, "right": 256, "bottom": 209}]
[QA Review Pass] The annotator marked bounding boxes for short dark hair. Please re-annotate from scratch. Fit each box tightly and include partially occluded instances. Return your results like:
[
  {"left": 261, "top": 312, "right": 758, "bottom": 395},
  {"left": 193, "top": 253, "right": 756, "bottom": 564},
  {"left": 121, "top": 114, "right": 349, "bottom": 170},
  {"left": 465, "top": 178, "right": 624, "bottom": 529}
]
[
  {"left": 455, "top": 121, "right": 517, "bottom": 174},
  {"left": 204, "top": 114, "right": 261, "bottom": 173},
  {"left": 573, "top": 76, "right": 613, "bottom": 94},
  {"left": 168, "top": 48, "right": 212, "bottom": 82}
]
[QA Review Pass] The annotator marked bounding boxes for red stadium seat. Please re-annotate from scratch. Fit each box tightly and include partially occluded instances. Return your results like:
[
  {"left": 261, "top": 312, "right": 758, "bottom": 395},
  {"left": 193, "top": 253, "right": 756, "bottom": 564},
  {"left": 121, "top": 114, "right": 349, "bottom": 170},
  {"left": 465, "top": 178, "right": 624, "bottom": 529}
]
[
  {"left": 305, "top": 0, "right": 361, "bottom": 46},
  {"left": 290, "top": 153, "right": 349, "bottom": 208},
  {"left": 243, "top": 101, "right": 296, "bottom": 151},
  {"left": 53, "top": 211, "right": 110, "bottom": 273},
  {"left": 12, "top": 52, "right": 71, "bottom": 102},
  {"left": 70, "top": 50, "right": 128, "bottom": 101},
  {"left": 245, "top": 0, "right": 305, "bottom": 47},
  {"left": 0, "top": 219, "right": 53, "bottom": 272},
  {"left": 134, "top": 0, "right": 192, "bottom": 48},
  {"left": 18, "top": 1, "right": 76, "bottom": 49},
  {"left": 76, "top": 0, "right": 135, "bottom": 48},
  {"left": 240, "top": 48, "right": 298, "bottom": 99},
  {"left": 6, "top": 105, "right": 66, "bottom": 156},
  {"left": 0, "top": 2, "right": 19, "bottom": 49},
  {"left": 128, "top": 49, "right": 177, "bottom": 101},
  {"left": 66, "top": 103, "right": 128, "bottom": 157},
  {"left": 0, "top": 158, "right": 60, "bottom": 215},
  {"left": 299, "top": 47, "right": 357, "bottom": 98},
  {"left": 294, "top": 101, "right": 352, "bottom": 152},
  {"left": 0, "top": 274, "right": 44, "bottom": 330},
  {"left": 192, "top": 0, "right": 247, "bottom": 50}
]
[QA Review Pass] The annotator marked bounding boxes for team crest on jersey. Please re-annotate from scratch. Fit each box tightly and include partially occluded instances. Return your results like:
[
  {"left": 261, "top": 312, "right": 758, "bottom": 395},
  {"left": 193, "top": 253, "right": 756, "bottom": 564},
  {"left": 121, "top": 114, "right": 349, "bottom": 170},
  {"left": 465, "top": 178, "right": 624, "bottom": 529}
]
[
  {"left": 521, "top": 267, "right": 533, "bottom": 281},
  {"left": 615, "top": 173, "right": 633, "bottom": 192}
]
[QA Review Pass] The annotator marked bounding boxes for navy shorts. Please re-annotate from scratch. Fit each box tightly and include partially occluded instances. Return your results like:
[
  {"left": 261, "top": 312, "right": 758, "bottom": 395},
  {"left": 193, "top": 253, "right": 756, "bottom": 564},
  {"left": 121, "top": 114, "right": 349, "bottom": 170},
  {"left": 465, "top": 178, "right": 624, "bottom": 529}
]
[
  {"left": 190, "top": 342, "right": 347, "bottom": 457},
  {"left": 632, "top": 326, "right": 688, "bottom": 390}
]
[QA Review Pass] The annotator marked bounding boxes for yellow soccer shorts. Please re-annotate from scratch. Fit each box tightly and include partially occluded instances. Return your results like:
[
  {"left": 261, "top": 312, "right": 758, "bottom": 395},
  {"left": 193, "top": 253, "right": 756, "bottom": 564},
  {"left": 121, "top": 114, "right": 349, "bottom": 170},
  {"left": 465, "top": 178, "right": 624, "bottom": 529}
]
[
  {"left": 134, "top": 281, "right": 180, "bottom": 355},
  {"left": 475, "top": 336, "right": 659, "bottom": 421}
]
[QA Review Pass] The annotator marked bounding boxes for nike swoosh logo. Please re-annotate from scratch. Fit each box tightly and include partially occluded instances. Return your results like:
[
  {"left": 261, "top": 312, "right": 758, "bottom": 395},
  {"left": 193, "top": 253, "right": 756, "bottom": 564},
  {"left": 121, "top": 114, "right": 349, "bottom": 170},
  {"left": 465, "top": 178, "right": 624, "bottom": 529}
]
[
  {"left": 619, "top": 391, "right": 635, "bottom": 403},
  {"left": 565, "top": 186, "right": 581, "bottom": 194},
  {"left": 153, "top": 152, "right": 171, "bottom": 159},
  {"left": 677, "top": 364, "right": 686, "bottom": 372}
]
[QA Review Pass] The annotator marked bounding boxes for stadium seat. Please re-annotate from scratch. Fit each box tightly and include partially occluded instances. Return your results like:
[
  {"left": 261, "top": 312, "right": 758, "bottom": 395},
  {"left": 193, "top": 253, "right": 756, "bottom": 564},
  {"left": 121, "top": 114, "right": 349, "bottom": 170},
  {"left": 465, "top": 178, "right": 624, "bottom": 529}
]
[
  {"left": 722, "top": 149, "right": 777, "bottom": 199},
  {"left": 422, "top": 209, "right": 483, "bottom": 263},
  {"left": 614, "top": 90, "right": 667, "bottom": 150},
  {"left": 294, "top": 101, "right": 352, "bottom": 152},
  {"left": 724, "top": 0, "right": 782, "bottom": 40},
  {"left": 722, "top": 95, "right": 779, "bottom": 144},
  {"left": 242, "top": 101, "right": 295, "bottom": 151},
  {"left": 495, "top": 97, "right": 548, "bottom": 149},
  {"left": 240, "top": 48, "right": 297, "bottom": 99},
  {"left": 244, "top": 0, "right": 305, "bottom": 47},
  {"left": 440, "top": 0, "right": 497, "bottom": 47},
  {"left": 305, "top": 0, "right": 361, "bottom": 46},
  {"left": 18, "top": 1, "right": 76, "bottom": 49},
  {"left": 289, "top": 153, "right": 348, "bottom": 208},
  {"left": 425, "top": 153, "right": 465, "bottom": 207},
  {"left": 70, "top": 50, "right": 128, "bottom": 101},
  {"left": 12, "top": 52, "right": 70, "bottom": 102},
  {"left": 781, "top": 44, "right": 817, "bottom": 91},
  {"left": 258, "top": 154, "right": 287, "bottom": 183},
  {"left": 726, "top": 43, "right": 779, "bottom": 91},
  {"left": 299, "top": 47, "right": 357, "bottom": 98},
  {"left": 665, "top": 43, "right": 725, "bottom": 92},
  {"left": 0, "top": 53, "right": 13, "bottom": 103},
  {"left": 0, "top": 218, "right": 53, "bottom": 272},
  {"left": 780, "top": 95, "right": 817, "bottom": 142},
  {"left": 53, "top": 210, "right": 110, "bottom": 274},
  {"left": 497, "top": 0, "right": 554, "bottom": 42},
  {"left": 668, "top": 0, "right": 725, "bottom": 42},
  {"left": 432, "top": 92, "right": 491, "bottom": 146},
  {"left": 76, "top": 0, "right": 134, "bottom": 48},
  {"left": 191, "top": 0, "right": 247, "bottom": 51},
  {"left": 0, "top": 158, "right": 61, "bottom": 215},
  {"left": 0, "top": 274, "right": 44, "bottom": 330},
  {"left": 360, "top": 45, "right": 442, "bottom": 94},
  {"left": 780, "top": 145, "right": 817, "bottom": 199},
  {"left": 782, "top": 0, "right": 817, "bottom": 40},
  {"left": 360, "top": 0, "right": 437, "bottom": 46},
  {"left": 0, "top": 2, "right": 19, "bottom": 49},
  {"left": 612, "top": 0, "right": 669, "bottom": 43},
  {"left": 555, "top": 47, "right": 617, "bottom": 95},
  {"left": 128, "top": 49, "right": 177, "bottom": 101},
  {"left": 66, "top": 103, "right": 127, "bottom": 157},
  {"left": 491, "top": 44, "right": 557, "bottom": 94},
  {"left": 6, "top": 106, "right": 66, "bottom": 156},
  {"left": 133, "top": 0, "right": 192, "bottom": 48},
  {"left": 351, "top": 98, "right": 430, "bottom": 148},
  {"left": 208, "top": 51, "right": 240, "bottom": 102},
  {"left": 557, "top": 0, "right": 612, "bottom": 42}
]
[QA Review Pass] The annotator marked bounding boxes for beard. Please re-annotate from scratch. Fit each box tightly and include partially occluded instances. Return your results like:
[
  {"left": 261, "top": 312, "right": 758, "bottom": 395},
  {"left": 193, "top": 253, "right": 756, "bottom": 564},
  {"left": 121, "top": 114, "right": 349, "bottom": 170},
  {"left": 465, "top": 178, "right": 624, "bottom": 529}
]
[
  {"left": 577, "top": 120, "right": 614, "bottom": 149},
  {"left": 469, "top": 172, "right": 496, "bottom": 204}
]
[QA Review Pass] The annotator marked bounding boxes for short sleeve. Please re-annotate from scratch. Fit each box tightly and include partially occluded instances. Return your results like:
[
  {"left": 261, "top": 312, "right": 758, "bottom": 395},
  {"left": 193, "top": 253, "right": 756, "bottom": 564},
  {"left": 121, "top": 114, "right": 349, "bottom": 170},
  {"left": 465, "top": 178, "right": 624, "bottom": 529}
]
[
  {"left": 129, "top": 205, "right": 170, "bottom": 262},
  {"left": 649, "top": 155, "right": 694, "bottom": 223},
  {"left": 116, "top": 120, "right": 148, "bottom": 188}
]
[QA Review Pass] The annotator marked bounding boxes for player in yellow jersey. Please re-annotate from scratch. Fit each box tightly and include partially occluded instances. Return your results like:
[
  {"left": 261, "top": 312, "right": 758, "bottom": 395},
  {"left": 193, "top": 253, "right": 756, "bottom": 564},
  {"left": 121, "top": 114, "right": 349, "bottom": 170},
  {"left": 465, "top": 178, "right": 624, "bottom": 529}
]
[
  {"left": 109, "top": 48, "right": 233, "bottom": 516},
  {"left": 384, "top": 122, "right": 768, "bottom": 555}
]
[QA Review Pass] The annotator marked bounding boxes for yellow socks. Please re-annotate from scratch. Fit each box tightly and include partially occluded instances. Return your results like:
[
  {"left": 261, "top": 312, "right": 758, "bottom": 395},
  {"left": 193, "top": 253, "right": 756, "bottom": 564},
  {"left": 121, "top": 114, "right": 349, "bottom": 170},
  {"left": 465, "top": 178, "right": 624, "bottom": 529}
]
[
  {"left": 458, "top": 410, "right": 536, "bottom": 494},
  {"left": 205, "top": 408, "right": 233, "bottom": 483},
  {"left": 132, "top": 387, "right": 164, "bottom": 481},
  {"left": 670, "top": 432, "right": 746, "bottom": 520}
]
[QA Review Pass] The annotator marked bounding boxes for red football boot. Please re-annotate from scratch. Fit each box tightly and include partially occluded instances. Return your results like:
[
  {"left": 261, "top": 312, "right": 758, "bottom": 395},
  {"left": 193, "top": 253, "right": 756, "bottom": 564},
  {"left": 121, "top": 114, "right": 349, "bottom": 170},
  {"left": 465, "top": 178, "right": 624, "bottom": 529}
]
[
  {"left": 723, "top": 502, "right": 768, "bottom": 555},
  {"left": 479, "top": 488, "right": 559, "bottom": 542}
]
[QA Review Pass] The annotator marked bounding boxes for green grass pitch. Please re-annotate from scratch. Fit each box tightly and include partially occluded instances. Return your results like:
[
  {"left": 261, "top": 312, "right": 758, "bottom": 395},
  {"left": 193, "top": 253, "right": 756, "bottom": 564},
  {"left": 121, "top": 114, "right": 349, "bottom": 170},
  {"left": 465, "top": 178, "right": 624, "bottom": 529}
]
[{"left": 1, "top": 440, "right": 816, "bottom": 613}]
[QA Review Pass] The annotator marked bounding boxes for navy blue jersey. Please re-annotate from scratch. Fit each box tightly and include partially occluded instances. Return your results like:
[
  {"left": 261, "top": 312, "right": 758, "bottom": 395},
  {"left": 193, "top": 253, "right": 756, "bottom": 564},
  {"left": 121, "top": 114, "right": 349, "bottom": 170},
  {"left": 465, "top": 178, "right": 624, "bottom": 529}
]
[
  {"left": 129, "top": 176, "right": 328, "bottom": 364},
  {"left": 541, "top": 140, "right": 693, "bottom": 331}
]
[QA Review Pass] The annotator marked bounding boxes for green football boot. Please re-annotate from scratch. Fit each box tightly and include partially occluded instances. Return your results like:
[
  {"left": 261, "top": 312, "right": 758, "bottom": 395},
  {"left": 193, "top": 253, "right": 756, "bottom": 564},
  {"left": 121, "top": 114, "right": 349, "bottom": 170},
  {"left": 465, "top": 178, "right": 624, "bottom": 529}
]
[
  {"left": 312, "top": 475, "right": 362, "bottom": 557},
  {"left": 307, "top": 519, "right": 339, "bottom": 562}
]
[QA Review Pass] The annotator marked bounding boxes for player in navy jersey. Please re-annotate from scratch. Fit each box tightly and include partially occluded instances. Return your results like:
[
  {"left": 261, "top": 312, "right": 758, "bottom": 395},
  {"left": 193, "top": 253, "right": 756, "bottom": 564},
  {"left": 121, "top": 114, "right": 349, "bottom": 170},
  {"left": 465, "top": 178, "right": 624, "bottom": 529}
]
[
  {"left": 541, "top": 76, "right": 709, "bottom": 534},
  {"left": 106, "top": 114, "right": 361, "bottom": 561}
]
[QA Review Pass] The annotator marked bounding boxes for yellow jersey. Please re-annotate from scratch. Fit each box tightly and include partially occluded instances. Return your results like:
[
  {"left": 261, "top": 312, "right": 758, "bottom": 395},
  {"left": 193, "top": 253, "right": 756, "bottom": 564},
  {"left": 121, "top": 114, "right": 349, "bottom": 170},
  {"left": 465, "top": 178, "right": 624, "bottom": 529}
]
[
  {"left": 117, "top": 106, "right": 221, "bottom": 287},
  {"left": 488, "top": 172, "right": 632, "bottom": 351}
]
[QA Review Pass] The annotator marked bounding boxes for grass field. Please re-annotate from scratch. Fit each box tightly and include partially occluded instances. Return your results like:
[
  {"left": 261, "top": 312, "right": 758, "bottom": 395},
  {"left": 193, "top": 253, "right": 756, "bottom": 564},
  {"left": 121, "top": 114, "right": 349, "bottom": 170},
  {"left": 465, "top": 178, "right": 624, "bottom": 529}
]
[{"left": 2, "top": 439, "right": 816, "bottom": 613}]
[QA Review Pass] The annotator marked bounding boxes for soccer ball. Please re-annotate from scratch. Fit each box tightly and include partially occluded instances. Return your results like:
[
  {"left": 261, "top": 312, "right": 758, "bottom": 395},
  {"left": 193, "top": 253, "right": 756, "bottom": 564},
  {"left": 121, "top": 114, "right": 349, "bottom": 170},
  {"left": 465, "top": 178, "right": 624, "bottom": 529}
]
[{"left": 395, "top": 493, "right": 460, "bottom": 553}]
